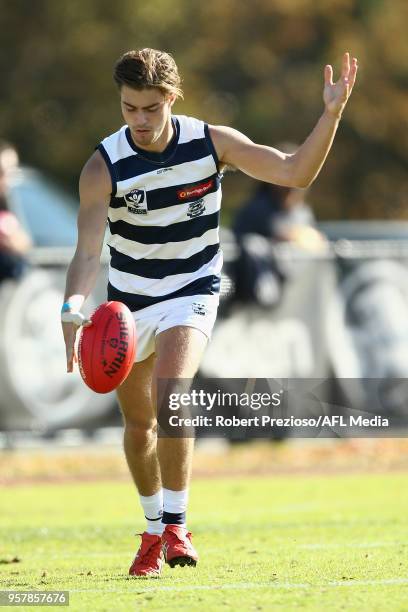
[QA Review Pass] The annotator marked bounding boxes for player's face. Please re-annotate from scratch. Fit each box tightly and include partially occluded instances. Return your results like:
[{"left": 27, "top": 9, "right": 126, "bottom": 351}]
[{"left": 120, "top": 86, "right": 175, "bottom": 151}]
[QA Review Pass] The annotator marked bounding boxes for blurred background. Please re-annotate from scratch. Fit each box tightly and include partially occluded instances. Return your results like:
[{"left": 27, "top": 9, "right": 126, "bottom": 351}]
[
  {"left": 0, "top": 0, "right": 408, "bottom": 470},
  {"left": 1, "top": 0, "right": 407, "bottom": 218}
]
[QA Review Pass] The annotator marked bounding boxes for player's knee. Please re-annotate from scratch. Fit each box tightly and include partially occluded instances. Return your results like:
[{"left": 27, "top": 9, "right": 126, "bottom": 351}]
[
  {"left": 123, "top": 412, "right": 157, "bottom": 443},
  {"left": 119, "top": 393, "right": 154, "bottom": 426}
]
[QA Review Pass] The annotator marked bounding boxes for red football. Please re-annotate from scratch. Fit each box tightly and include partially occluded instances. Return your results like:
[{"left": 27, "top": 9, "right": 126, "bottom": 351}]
[{"left": 78, "top": 301, "right": 136, "bottom": 393}]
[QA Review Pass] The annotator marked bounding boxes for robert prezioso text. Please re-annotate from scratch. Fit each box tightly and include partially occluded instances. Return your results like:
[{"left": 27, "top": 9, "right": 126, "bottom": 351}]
[{"left": 168, "top": 414, "right": 389, "bottom": 428}]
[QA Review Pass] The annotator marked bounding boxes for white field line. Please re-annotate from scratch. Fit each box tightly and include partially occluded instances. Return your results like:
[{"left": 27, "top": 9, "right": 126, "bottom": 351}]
[{"left": 70, "top": 578, "right": 408, "bottom": 594}]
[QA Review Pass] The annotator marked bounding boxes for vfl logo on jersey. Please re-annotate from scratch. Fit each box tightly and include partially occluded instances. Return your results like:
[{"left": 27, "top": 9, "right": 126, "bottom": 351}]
[
  {"left": 177, "top": 179, "right": 214, "bottom": 201},
  {"left": 125, "top": 188, "right": 148, "bottom": 214},
  {"left": 187, "top": 199, "right": 206, "bottom": 218}
]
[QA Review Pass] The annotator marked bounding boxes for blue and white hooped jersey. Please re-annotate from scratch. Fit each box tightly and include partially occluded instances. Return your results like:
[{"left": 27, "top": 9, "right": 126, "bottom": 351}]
[{"left": 97, "top": 115, "right": 223, "bottom": 312}]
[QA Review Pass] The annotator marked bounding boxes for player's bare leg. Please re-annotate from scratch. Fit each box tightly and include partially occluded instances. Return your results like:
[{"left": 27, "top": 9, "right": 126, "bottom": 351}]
[
  {"left": 153, "top": 325, "right": 207, "bottom": 489},
  {"left": 118, "top": 326, "right": 208, "bottom": 572},
  {"left": 117, "top": 352, "right": 160, "bottom": 496},
  {"left": 153, "top": 325, "right": 208, "bottom": 567},
  {"left": 118, "top": 353, "right": 166, "bottom": 577},
  {"left": 117, "top": 327, "right": 207, "bottom": 493}
]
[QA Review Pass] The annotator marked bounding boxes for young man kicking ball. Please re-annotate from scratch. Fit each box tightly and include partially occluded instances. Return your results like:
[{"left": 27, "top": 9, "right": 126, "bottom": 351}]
[{"left": 62, "top": 48, "right": 357, "bottom": 576}]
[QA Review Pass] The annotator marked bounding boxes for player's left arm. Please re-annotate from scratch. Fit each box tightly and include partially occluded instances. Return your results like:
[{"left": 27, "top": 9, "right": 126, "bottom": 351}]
[{"left": 210, "top": 53, "right": 358, "bottom": 188}]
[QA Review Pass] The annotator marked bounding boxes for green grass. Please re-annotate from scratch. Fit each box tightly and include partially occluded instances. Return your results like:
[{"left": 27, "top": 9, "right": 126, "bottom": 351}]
[{"left": 1, "top": 474, "right": 408, "bottom": 611}]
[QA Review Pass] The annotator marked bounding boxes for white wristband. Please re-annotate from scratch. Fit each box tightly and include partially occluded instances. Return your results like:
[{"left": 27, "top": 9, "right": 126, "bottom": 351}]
[{"left": 61, "top": 311, "right": 87, "bottom": 326}]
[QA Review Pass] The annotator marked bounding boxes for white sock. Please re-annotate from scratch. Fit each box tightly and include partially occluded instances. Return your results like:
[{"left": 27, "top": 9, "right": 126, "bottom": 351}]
[
  {"left": 139, "top": 490, "right": 164, "bottom": 535},
  {"left": 162, "top": 487, "right": 189, "bottom": 528}
]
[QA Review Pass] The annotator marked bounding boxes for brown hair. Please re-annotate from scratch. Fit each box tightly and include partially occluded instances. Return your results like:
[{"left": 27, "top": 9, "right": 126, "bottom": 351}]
[{"left": 113, "top": 48, "right": 183, "bottom": 99}]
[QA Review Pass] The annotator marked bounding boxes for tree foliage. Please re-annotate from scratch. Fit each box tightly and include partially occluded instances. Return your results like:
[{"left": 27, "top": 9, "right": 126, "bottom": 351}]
[{"left": 0, "top": 0, "right": 407, "bottom": 219}]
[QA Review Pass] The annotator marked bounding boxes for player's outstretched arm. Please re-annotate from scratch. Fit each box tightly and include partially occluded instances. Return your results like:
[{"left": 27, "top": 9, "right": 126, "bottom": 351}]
[
  {"left": 211, "top": 52, "right": 358, "bottom": 188},
  {"left": 62, "top": 151, "right": 111, "bottom": 372}
]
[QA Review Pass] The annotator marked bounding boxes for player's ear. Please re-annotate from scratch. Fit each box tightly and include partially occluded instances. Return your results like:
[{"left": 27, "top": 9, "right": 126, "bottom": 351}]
[{"left": 167, "top": 93, "right": 177, "bottom": 107}]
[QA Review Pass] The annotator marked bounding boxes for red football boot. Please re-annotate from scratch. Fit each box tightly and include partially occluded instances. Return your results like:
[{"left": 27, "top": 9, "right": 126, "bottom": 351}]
[
  {"left": 129, "top": 532, "right": 164, "bottom": 577},
  {"left": 161, "top": 525, "right": 198, "bottom": 568}
]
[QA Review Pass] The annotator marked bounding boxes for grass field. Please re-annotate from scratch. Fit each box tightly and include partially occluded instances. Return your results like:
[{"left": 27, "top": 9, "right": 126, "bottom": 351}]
[{"left": 1, "top": 473, "right": 407, "bottom": 611}]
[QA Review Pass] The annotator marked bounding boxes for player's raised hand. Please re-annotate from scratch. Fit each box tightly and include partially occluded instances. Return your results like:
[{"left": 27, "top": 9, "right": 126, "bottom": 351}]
[{"left": 323, "top": 52, "right": 358, "bottom": 118}]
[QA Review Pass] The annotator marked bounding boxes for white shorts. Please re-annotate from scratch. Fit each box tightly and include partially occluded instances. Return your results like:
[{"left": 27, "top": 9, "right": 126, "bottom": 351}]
[{"left": 132, "top": 294, "right": 220, "bottom": 362}]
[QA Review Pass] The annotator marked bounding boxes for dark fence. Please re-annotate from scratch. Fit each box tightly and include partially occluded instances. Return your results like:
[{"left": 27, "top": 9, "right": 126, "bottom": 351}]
[{"left": 1, "top": 226, "right": 408, "bottom": 434}]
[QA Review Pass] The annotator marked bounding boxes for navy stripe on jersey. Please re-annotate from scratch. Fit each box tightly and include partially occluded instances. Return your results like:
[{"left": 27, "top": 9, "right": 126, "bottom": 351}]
[
  {"left": 108, "top": 210, "right": 219, "bottom": 245},
  {"left": 97, "top": 144, "right": 118, "bottom": 196},
  {"left": 109, "top": 243, "right": 220, "bottom": 279},
  {"left": 204, "top": 123, "right": 220, "bottom": 173},
  {"left": 109, "top": 173, "right": 220, "bottom": 211},
  {"left": 108, "top": 274, "right": 221, "bottom": 311},
  {"left": 112, "top": 137, "right": 213, "bottom": 182}
]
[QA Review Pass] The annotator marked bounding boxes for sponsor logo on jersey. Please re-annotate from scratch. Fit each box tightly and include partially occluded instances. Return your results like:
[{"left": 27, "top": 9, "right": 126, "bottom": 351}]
[
  {"left": 157, "top": 167, "right": 173, "bottom": 175},
  {"left": 125, "top": 188, "right": 148, "bottom": 214},
  {"left": 187, "top": 199, "right": 206, "bottom": 218},
  {"left": 177, "top": 179, "right": 214, "bottom": 201}
]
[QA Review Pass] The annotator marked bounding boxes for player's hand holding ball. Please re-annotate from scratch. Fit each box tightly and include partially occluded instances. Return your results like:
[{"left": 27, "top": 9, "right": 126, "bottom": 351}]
[
  {"left": 62, "top": 301, "right": 136, "bottom": 392},
  {"left": 61, "top": 302, "right": 92, "bottom": 373}
]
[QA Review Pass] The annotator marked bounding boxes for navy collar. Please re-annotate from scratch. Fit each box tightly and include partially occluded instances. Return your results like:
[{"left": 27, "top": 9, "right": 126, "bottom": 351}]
[{"left": 125, "top": 116, "right": 180, "bottom": 165}]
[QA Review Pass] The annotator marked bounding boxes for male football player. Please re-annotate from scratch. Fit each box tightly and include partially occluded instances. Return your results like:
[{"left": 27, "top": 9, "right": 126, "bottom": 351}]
[{"left": 62, "top": 48, "right": 357, "bottom": 576}]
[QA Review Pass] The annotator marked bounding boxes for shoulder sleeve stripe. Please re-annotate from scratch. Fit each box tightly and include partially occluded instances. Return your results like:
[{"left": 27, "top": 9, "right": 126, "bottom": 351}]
[
  {"left": 97, "top": 143, "right": 117, "bottom": 197},
  {"left": 204, "top": 124, "right": 220, "bottom": 174}
]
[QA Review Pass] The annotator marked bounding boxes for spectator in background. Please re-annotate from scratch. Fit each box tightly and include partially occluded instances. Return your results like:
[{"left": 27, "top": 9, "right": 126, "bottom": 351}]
[
  {"left": 233, "top": 141, "right": 326, "bottom": 251},
  {"left": 0, "top": 141, "right": 31, "bottom": 283},
  {"left": 231, "top": 151, "right": 327, "bottom": 307}
]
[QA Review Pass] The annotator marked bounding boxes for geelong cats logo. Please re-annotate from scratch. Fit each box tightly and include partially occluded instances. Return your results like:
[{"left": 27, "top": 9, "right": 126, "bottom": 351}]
[{"left": 187, "top": 198, "right": 206, "bottom": 218}]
